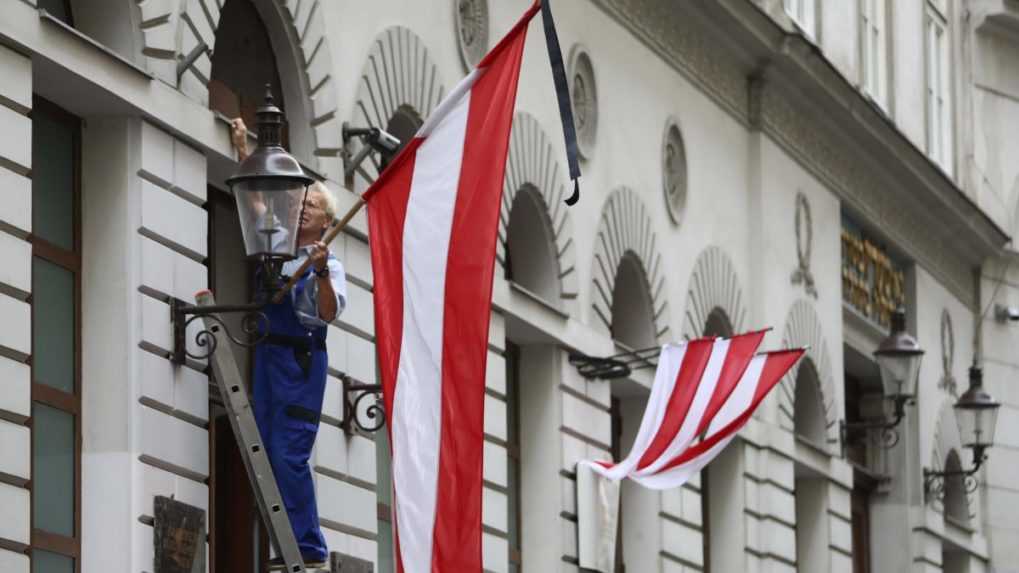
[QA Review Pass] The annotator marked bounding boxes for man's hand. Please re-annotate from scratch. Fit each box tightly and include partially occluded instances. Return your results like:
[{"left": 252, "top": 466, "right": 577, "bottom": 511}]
[
  {"left": 309, "top": 241, "right": 329, "bottom": 272},
  {"left": 231, "top": 118, "right": 250, "bottom": 161}
]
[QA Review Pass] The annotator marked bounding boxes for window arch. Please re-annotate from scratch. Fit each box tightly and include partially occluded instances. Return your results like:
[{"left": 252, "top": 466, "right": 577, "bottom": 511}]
[
  {"left": 942, "top": 450, "right": 969, "bottom": 525},
  {"left": 505, "top": 185, "right": 560, "bottom": 303},
  {"left": 610, "top": 253, "right": 657, "bottom": 350},
  {"left": 794, "top": 359, "right": 827, "bottom": 446}
]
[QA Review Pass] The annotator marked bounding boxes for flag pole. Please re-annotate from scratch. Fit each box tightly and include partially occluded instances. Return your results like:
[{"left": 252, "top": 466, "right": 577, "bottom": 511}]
[{"left": 271, "top": 196, "right": 365, "bottom": 304}]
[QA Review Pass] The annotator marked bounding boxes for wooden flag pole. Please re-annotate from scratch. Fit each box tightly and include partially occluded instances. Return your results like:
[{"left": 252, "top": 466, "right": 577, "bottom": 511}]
[{"left": 271, "top": 196, "right": 366, "bottom": 304}]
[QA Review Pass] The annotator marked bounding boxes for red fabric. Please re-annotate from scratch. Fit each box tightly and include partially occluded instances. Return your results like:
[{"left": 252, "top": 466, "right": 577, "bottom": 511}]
[
  {"left": 432, "top": 13, "right": 532, "bottom": 572},
  {"left": 692, "top": 330, "right": 767, "bottom": 437},
  {"left": 636, "top": 338, "right": 715, "bottom": 470},
  {"left": 659, "top": 350, "right": 805, "bottom": 471}
]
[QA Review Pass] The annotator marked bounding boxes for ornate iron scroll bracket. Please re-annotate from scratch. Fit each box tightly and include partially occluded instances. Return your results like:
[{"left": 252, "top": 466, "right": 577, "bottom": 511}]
[
  {"left": 924, "top": 446, "right": 987, "bottom": 503},
  {"left": 341, "top": 375, "right": 385, "bottom": 435},
  {"left": 170, "top": 298, "right": 269, "bottom": 365},
  {"left": 568, "top": 346, "right": 660, "bottom": 380},
  {"left": 839, "top": 395, "right": 912, "bottom": 457}
]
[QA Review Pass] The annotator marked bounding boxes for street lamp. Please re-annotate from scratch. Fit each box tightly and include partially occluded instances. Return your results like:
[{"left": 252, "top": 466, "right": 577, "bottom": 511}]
[
  {"left": 924, "top": 365, "right": 1001, "bottom": 500},
  {"left": 227, "top": 86, "right": 314, "bottom": 291},
  {"left": 170, "top": 86, "right": 313, "bottom": 365},
  {"left": 841, "top": 307, "right": 924, "bottom": 450}
]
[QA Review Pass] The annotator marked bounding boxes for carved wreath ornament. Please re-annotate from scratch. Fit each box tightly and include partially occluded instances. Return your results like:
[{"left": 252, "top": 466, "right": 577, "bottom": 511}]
[
  {"left": 455, "top": 0, "right": 489, "bottom": 71},
  {"left": 791, "top": 192, "right": 818, "bottom": 298},
  {"left": 939, "top": 309, "right": 957, "bottom": 396}
]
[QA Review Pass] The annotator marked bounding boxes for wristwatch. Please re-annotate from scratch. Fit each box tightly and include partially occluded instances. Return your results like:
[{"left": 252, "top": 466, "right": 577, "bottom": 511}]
[{"left": 315, "top": 266, "right": 330, "bottom": 278}]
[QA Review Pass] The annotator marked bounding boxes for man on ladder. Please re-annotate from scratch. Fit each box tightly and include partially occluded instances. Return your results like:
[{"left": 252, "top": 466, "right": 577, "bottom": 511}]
[{"left": 232, "top": 118, "right": 347, "bottom": 570}]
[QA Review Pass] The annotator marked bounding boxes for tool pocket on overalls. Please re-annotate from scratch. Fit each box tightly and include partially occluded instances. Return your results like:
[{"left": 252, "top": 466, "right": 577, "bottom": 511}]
[
  {"left": 293, "top": 347, "right": 313, "bottom": 379},
  {"left": 283, "top": 404, "right": 320, "bottom": 463}
]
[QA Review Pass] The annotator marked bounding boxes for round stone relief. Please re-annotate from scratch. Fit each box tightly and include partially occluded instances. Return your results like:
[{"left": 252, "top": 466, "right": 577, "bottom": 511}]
[
  {"left": 662, "top": 121, "right": 688, "bottom": 225},
  {"left": 568, "top": 45, "right": 598, "bottom": 158},
  {"left": 455, "top": 0, "right": 489, "bottom": 71}
]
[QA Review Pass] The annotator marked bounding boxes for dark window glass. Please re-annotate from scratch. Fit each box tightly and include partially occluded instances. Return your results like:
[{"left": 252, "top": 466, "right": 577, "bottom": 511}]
[
  {"left": 32, "top": 404, "right": 76, "bottom": 536},
  {"left": 30, "top": 97, "right": 81, "bottom": 571},
  {"left": 36, "top": 0, "right": 72, "bottom": 26},
  {"left": 32, "top": 109, "right": 76, "bottom": 250},
  {"left": 32, "top": 550, "right": 74, "bottom": 573},
  {"left": 32, "top": 259, "right": 75, "bottom": 393}
]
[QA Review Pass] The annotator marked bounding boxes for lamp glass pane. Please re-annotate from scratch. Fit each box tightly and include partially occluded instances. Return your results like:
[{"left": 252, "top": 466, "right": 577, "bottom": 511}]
[
  {"left": 956, "top": 404, "right": 998, "bottom": 448},
  {"left": 233, "top": 180, "right": 308, "bottom": 258},
  {"left": 876, "top": 352, "right": 920, "bottom": 397}
]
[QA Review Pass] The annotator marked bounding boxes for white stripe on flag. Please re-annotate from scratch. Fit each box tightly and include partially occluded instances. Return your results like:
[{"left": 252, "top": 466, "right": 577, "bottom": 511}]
[
  {"left": 632, "top": 354, "right": 766, "bottom": 490},
  {"left": 633, "top": 338, "right": 730, "bottom": 476},
  {"left": 390, "top": 86, "right": 473, "bottom": 573}
]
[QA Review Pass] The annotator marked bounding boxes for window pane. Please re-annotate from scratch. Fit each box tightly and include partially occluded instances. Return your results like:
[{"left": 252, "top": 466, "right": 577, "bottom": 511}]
[
  {"left": 36, "top": 0, "right": 72, "bottom": 25},
  {"left": 33, "top": 258, "right": 75, "bottom": 394},
  {"left": 32, "top": 109, "right": 76, "bottom": 251},
  {"left": 33, "top": 404, "right": 75, "bottom": 537},
  {"left": 32, "top": 550, "right": 74, "bottom": 573}
]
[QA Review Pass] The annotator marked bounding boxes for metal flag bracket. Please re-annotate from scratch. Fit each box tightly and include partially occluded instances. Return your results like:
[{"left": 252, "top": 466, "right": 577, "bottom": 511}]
[{"left": 568, "top": 346, "right": 661, "bottom": 380}]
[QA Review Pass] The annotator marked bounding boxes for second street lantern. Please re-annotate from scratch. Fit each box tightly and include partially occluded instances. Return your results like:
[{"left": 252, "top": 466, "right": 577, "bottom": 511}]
[{"left": 226, "top": 85, "right": 314, "bottom": 290}]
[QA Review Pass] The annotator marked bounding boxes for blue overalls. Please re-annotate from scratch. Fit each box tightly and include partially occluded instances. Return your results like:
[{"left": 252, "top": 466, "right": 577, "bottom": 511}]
[{"left": 253, "top": 268, "right": 329, "bottom": 561}]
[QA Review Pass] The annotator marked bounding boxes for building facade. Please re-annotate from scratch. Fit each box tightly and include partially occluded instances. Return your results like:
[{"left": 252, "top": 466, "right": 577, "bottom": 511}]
[{"left": 0, "top": 0, "right": 1018, "bottom": 572}]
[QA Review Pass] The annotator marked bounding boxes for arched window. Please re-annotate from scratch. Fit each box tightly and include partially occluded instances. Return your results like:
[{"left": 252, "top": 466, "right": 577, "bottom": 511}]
[
  {"left": 941, "top": 450, "right": 969, "bottom": 573},
  {"left": 700, "top": 308, "right": 735, "bottom": 573},
  {"left": 610, "top": 253, "right": 656, "bottom": 350},
  {"left": 794, "top": 359, "right": 827, "bottom": 447},
  {"left": 504, "top": 185, "right": 559, "bottom": 303},
  {"left": 209, "top": 0, "right": 286, "bottom": 142}
]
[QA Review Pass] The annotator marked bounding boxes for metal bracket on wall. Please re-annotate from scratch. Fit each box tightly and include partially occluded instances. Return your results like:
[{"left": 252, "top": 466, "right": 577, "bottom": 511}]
[
  {"left": 568, "top": 346, "right": 660, "bottom": 380},
  {"left": 341, "top": 374, "right": 385, "bottom": 435},
  {"left": 177, "top": 41, "right": 212, "bottom": 83}
]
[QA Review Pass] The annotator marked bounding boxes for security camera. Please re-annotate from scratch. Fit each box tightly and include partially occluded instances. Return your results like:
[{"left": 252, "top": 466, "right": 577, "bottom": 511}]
[{"left": 994, "top": 304, "right": 1019, "bottom": 322}]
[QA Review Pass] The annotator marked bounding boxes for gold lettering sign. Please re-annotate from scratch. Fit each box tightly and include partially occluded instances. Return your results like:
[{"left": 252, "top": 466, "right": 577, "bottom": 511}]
[{"left": 841, "top": 222, "right": 905, "bottom": 328}]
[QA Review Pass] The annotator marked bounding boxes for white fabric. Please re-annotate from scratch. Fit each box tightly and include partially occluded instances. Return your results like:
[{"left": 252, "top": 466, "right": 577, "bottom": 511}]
[
  {"left": 389, "top": 83, "right": 473, "bottom": 573},
  {"left": 631, "top": 355, "right": 765, "bottom": 490},
  {"left": 576, "top": 462, "right": 620, "bottom": 573}
]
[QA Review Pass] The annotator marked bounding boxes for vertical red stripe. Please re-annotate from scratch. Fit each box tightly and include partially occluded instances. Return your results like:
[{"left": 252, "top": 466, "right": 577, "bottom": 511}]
[
  {"left": 432, "top": 14, "right": 533, "bottom": 573},
  {"left": 636, "top": 338, "right": 716, "bottom": 470},
  {"left": 366, "top": 138, "right": 422, "bottom": 573},
  {"left": 657, "top": 350, "right": 805, "bottom": 472},
  {"left": 692, "top": 331, "right": 767, "bottom": 437}
]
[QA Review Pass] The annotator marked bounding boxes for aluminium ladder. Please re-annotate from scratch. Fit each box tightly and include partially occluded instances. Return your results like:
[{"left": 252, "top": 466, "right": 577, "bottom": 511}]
[{"left": 195, "top": 290, "right": 309, "bottom": 573}]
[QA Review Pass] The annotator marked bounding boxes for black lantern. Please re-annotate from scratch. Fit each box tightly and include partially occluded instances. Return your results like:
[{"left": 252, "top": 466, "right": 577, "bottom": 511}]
[
  {"left": 874, "top": 307, "right": 925, "bottom": 401},
  {"left": 954, "top": 365, "right": 1000, "bottom": 459},
  {"left": 841, "top": 307, "right": 924, "bottom": 452},
  {"left": 924, "top": 365, "right": 1001, "bottom": 500},
  {"left": 226, "top": 86, "right": 314, "bottom": 290}
]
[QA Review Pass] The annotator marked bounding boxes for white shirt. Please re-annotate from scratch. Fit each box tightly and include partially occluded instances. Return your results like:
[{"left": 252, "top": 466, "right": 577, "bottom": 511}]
[{"left": 282, "top": 245, "right": 347, "bottom": 329}]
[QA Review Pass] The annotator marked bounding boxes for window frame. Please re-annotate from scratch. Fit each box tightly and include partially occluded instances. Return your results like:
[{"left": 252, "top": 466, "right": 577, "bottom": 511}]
[
  {"left": 29, "top": 96, "right": 83, "bottom": 573},
  {"left": 860, "top": 0, "right": 889, "bottom": 110},
  {"left": 924, "top": 0, "right": 953, "bottom": 176},
  {"left": 784, "top": 0, "right": 817, "bottom": 40}
]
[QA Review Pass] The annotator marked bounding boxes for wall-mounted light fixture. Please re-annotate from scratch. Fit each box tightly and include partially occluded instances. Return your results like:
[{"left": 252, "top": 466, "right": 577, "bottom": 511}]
[
  {"left": 841, "top": 307, "right": 924, "bottom": 450},
  {"left": 924, "top": 365, "right": 1001, "bottom": 500}
]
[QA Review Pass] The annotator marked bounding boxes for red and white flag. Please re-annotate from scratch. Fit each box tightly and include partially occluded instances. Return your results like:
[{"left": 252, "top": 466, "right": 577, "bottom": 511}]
[
  {"left": 587, "top": 333, "right": 804, "bottom": 490},
  {"left": 365, "top": 4, "right": 541, "bottom": 571}
]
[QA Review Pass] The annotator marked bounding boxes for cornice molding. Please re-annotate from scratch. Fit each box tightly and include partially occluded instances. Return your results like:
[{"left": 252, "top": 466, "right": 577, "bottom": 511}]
[{"left": 589, "top": 0, "right": 1009, "bottom": 307}]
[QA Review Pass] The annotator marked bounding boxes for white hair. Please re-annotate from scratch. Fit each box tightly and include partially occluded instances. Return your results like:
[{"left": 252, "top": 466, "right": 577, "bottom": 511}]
[{"left": 310, "top": 181, "right": 338, "bottom": 221}]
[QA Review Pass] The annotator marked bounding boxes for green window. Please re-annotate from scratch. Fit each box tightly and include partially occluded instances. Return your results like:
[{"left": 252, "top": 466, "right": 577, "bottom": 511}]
[{"left": 31, "top": 97, "right": 81, "bottom": 572}]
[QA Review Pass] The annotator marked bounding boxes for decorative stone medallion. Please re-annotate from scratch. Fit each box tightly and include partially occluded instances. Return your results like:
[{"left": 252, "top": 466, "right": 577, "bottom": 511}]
[
  {"left": 455, "top": 0, "right": 489, "bottom": 71},
  {"left": 568, "top": 45, "right": 598, "bottom": 158},
  {"left": 940, "top": 309, "right": 957, "bottom": 395},
  {"left": 662, "top": 120, "right": 687, "bottom": 225},
  {"left": 791, "top": 192, "right": 818, "bottom": 298}
]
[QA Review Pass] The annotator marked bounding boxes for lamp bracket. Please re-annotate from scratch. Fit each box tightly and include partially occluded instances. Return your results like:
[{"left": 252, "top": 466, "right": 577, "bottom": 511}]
[
  {"left": 839, "top": 395, "right": 913, "bottom": 455},
  {"left": 923, "top": 446, "right": 988, "bottom": 502},
  {"left": 170, "top": 298, "right": 268, "bottom": 365},
  {"left": 341, "top": 375, "right": 385, "bottom": 435},
  {"left": 568, "top": 346, "right": 660, "bottom": 380}
]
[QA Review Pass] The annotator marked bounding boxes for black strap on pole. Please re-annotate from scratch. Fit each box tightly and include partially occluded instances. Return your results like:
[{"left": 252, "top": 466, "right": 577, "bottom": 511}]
[{"left": 540, "top": 0, "right": 581, "bottom": 206}]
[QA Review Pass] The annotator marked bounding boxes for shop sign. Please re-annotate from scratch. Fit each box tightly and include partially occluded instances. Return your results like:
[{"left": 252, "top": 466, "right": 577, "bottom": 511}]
[{"left": 841, "top": 218, "right": 906, "bottom": 328}]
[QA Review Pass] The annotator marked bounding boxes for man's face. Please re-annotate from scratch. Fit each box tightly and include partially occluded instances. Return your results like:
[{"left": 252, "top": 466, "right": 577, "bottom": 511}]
[{"left": 298, "top": 190, "right": 330, "bottom": 236}]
